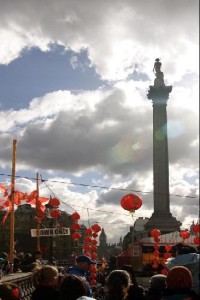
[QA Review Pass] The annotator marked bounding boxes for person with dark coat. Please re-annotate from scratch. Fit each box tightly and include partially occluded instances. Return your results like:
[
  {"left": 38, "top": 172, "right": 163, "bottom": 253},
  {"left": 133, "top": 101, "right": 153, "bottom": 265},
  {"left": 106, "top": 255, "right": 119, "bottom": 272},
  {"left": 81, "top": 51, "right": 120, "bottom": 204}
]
[
  {"left": 161, "top": 266, "right": 199, "bottom": 300},
  {"left": 145, "top": 274, "right": 167, "bottom": 300}
]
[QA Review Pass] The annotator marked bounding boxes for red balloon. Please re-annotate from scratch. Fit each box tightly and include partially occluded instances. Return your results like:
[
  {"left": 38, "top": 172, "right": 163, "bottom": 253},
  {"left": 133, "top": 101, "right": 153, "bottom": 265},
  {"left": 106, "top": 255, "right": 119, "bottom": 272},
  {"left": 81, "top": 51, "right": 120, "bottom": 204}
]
[
  {"left": 71, "top": 223, "right": 81, "bottom": 231},
  {"left": 85, "top": 228, "right": 93, "bottom": 235},
  {"left": 150, "top": 229, "right": 161, "bottom": 238},
  {"left": 48, "top": 197, "right": 60, "bottom": 207},
  {"left": 50, "top": 209, "right": 61, "bottom": 218},
  {"left": 179, "top": 230, "right": 190, "bottom": 239},
  {"left": 165, "top": 244, "right": 172, "bottom": 252},
  {"left": 120, "top": 193, "right": 142, "bottom": 212},
  {"left": 84, "top": 236, "right": 92, "bottom": 243},
  {"left": 89, "top": 279, "right": 97, "bottom": 286},
  {"left": 193, "top": 224, "right": 200, "bottom": 233},
  {"left": 72, "top": 232, "right": 81, "bottom": 240},
  {"left": 71, "top": 212, "right": 80, "bottom": 221},
  {"left": 194, "top": 236, "right": 200, "bottom": 245}
]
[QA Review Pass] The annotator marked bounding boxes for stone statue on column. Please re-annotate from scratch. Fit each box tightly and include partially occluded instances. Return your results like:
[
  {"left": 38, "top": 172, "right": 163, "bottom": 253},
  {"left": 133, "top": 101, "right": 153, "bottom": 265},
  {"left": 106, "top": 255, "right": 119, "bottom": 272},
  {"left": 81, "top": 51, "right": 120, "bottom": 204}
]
[{"left": 153, "top": 58, "right": 165, "bottom": 88}]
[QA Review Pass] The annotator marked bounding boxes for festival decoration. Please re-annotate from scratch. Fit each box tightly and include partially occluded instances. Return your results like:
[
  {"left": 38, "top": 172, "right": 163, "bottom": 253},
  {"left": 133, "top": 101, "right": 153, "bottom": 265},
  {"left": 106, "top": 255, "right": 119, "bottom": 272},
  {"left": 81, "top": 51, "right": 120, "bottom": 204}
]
[
  {"left": 48, "top": 197, "right": 60, "bottom": 207},
  {"left": 50, "top": 209, "right": 61, "bottom": 219},
  {"left": 120, "top": 193, "right": 142, "bottom": 213},
  {"left": 72, "top": 232, "right": 81, "bottom": 240},
  {"left": 179, "top": 229, "right": 190, "bottom": 240},
  {"left": 150, "top": 228, "right": 161, "bottom": 238},
  {"left": 194, "top": 236, "right": 200, "bottom": 245},
  {"left": 192, "top": 223, "right": 200, "bottom": 233},
  {"left": 70, "top": 211, "right": 81, "bottom": 241}
]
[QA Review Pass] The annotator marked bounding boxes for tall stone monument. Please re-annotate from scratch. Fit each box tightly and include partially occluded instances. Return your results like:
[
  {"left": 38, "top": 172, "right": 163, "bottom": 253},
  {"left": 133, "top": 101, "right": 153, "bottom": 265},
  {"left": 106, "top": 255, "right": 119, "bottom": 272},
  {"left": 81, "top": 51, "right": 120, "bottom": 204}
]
[{"left": 144, "top": 59, "right": 181, "bottom": 233}]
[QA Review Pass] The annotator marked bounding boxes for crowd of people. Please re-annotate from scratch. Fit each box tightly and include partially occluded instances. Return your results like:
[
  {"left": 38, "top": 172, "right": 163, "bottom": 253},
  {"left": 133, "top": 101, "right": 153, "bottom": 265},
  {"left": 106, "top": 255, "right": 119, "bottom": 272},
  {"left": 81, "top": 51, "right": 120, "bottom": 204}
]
[{"left": 0, "top": 242, "right": 199, "bottom": 300}]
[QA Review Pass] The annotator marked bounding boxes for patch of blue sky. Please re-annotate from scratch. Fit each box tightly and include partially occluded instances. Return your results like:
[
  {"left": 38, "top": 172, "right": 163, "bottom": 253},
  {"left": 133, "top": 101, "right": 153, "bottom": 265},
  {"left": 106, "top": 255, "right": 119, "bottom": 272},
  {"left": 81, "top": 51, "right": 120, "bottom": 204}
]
[{"left": 0, "top": 44, "right": 107, "bottom": 110}]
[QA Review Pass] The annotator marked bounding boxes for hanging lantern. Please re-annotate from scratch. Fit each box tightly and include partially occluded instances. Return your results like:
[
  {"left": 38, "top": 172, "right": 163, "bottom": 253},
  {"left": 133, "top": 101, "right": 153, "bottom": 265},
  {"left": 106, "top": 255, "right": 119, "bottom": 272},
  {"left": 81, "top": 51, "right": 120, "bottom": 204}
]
[
  {"left": 91, "top": 253, "right": 97, "bottom": 260},
  {"left": 154, "top": 244, "right": 160, "bottom": 250},
  {"left": 71, "top": 212, "right": 80, "bottom": 221},
  {"left": 85, "top": 236, "right": 92, "bottom": 243},
  {"left": 85, "top": 228, "right": 93, "bottom": 235},
  {"left": 153, "top": 257, "right": 159, "bottom": 264},
  {"left": 161, "top": 269, "right": 168, "bottom": 275},
  {"left": 48, "top": 197, "right": 60, "bottom": 207},
  {"left": 153, "top": 250, "right": 160, "bottom": 257},
  {"left": 50, "top": 209, "right": 61, "bottom": 219},
  {"left": 84, "top": 252, "right": 91, "bottom": 257},
  {"left": 91, "top": 246, "right": 97, "bottom": 252},
  {"left": 120, "top": 193, "right": 142, "bottom": 213},
  {"left": 154, "top": 237, "right": 160, "bottom": 243},
  {"left": 84, "top": 244, "right": 92, "bottom": 252},
  {"left": 194, "top": 236, "right": 200, "bottom": 245},
  {"left": 71, "top": 223, "right": 81, "bottom": 231},
  {"left": 91, "top": 239, "right": 98, "bottom": 245},
  {"left": 165, "top": 244, "right": 172, "bottom": 252},
  {"left": 89, "top": 279, "right": 97, "bottom": 286},
  {"left": 193, "top": 224, "right": 200, "bottom": 233},
  {"left": 72, "top": 232, "right": 81, "bottom": 240},
  {"left": 91, "top": 224, "right": 101, "bottom": 233},
  {"left": 92, "top": 232, "right": 98, "bottom": 238},
  {"left": 163, "top": 252, "right": 171, "bottom": 259},
  {"left": 152, "top": 263, "right": 158, "bottom": 269},
  {"left": 90, "top": 273, "right": 97, "bottom": 279},
  {"left": 150, "top": 228, "right": 161, "bottom": 238},
  {"left": 90, "top": 265, "right": 97, "bottom": 272},
  {"left": 179, "top": 230, "right": 190, "bottom": 240}
]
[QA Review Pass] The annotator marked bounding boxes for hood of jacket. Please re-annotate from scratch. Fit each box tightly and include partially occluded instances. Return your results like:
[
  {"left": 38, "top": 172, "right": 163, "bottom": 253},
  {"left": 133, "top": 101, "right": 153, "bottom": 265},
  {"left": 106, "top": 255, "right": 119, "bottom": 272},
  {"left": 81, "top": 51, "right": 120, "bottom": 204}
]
[{"left": 167, "top": 253, "right": 199, "bottom": 268}]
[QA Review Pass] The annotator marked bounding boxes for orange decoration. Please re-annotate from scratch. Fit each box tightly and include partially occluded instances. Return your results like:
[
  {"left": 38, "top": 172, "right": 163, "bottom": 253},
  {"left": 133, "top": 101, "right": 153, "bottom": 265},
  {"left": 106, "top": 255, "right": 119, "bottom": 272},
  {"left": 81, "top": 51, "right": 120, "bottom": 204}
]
[{"left": 120, "top": 193, "right": 142, "bottom": 212}]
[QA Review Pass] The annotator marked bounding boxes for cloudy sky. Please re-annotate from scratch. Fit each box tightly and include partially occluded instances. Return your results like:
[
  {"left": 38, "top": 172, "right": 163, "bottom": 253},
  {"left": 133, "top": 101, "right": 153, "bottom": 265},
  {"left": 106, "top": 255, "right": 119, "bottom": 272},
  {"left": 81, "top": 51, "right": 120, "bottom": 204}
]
[{"left": 0, "top": 0, "right": 199, "bottom": 244}]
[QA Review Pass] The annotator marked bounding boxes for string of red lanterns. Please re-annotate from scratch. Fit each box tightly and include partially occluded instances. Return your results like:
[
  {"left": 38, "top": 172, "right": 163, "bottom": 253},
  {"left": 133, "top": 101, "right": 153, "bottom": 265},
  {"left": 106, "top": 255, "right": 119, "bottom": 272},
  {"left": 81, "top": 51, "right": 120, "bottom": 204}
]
[
  {"left": 71, "top": 212, "right": 81, "bottom": 241},
  {"left": 150, "top": 228, "right": 161, "bottom": 270}
]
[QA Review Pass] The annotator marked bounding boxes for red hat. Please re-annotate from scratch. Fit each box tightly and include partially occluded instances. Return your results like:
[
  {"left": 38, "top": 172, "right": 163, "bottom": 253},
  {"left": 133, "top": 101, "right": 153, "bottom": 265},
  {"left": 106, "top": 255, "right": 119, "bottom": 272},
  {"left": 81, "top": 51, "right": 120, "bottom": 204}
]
[{"left": 166, "top": 266, "right": 192, "bottom": 290}]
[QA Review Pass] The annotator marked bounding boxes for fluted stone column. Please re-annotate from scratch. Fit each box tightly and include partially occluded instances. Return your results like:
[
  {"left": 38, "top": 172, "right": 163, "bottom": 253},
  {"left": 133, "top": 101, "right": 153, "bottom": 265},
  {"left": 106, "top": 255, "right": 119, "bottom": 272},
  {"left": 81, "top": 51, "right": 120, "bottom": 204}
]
[{"left": 144, "top": 59, "right": 181, "bottom": 233}]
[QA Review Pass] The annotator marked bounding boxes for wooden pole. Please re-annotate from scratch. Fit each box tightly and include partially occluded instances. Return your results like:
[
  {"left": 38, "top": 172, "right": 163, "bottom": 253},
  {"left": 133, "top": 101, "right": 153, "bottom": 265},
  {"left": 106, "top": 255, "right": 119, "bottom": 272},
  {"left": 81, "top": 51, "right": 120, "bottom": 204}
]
[
  {"left": 36, "top": 172, "right": 40, "bottom": 251},
  {"left": 9, "top": 139, "right": 17, "bottom": 263}
]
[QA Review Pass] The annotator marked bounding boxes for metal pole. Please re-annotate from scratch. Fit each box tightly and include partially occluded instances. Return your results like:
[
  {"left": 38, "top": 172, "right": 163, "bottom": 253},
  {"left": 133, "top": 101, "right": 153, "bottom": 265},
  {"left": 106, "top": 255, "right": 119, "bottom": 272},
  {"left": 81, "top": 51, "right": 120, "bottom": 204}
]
[{"left": 9, "top": 139, "right": 17, "bottom": 262}]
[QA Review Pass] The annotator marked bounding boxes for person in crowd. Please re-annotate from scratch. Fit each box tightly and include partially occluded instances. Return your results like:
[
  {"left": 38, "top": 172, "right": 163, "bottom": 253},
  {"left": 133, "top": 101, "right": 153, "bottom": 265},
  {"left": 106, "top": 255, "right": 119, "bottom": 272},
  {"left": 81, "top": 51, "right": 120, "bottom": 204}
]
[
  {"left": 48, "top": 256, "right": 57, "bottom": 266},
  {"left": 121, "top": 264, "right": 146, "bottom": 299},
  {"left": 145, "top": 274, "right": 167, "bottom": 300},
  {"left": 32, "top": 250, "right": 43, "bottom": 266},
  {"left": 161, "top": 266, "right": 199, "bottom": 300},
  {"left": 0, "top": 252, "right": 10, "bottom": 274},
  {"left": 13, "top": 257, "right": 22, "bottom": 273},
  {"left": 31, "top": 265, "right": 60, "bottom": 300},
  {"left": 60, "top": 274, "right": 96, "bottom": 300},
  {"left": 166, "top": 242, "right": 199, "bottom": 295},
  {"left": 20, "top": 253, "right": 38, "bottom": 272},
  {"left": 0, "top": 258, "right": 4, "bottom": 279},
  {"left": 105, "top": 269, "right": 131, "bottom": 300},
  {"left": 69, "top": 255, "right": 96, "bottom": 297},
  {"left": 0, "top": 282, "right": 20, "bottom": 300}
]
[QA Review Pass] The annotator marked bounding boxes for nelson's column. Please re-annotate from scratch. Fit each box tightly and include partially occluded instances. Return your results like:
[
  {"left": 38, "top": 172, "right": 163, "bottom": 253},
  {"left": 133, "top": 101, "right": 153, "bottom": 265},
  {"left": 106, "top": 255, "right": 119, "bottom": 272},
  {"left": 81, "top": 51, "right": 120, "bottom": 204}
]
[{"left": 144, "top": 59, "right": 181, "bottom": 233}]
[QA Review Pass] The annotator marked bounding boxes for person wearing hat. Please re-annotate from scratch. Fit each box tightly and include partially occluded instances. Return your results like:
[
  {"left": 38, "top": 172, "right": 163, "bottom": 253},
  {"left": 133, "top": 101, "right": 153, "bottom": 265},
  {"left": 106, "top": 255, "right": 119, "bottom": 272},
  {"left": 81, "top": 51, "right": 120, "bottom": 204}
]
[
  {"left": 145, "top": 274, "right": 166, "bottom": 300},
  {"left": 69, "top": 255, "right": 96, "bottom": 297}
]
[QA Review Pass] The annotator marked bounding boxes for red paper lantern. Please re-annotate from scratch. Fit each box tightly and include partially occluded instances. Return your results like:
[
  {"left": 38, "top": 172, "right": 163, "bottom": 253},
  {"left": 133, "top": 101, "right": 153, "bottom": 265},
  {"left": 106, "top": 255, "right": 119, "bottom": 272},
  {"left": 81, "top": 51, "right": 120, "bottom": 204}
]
[
  {"left": 179, "top": 230, "right": 190, "bottom": 239},
  {"left": 193, "top": 224, "right": 200, "bottom": 233},
  {"left": 91, "top": 240, "right": 98, "bottom": 245},
  {"left": 194, "top": 236, "right": 200, "bottom": 245},
  {"left": 83, "top": 252, "right": 91, "bottom": 257},
  {"left": 48, "top": 197, "right": 60, "bottom": 207},
  {"left": 120, "top": 193, "right": 142, "bottom": 212},
  {"left": 90, "top": 273, "right": 97, "bottom": 279},
  {"left": 153, "top": 258, "right": 159, "bottom": 264},
  {"left": 85, "top": 236, "right": 92, "bottom": 243},
  {"left": 91, "top": 246, "right": 97, "bottom": 252},
  {"left": 71, "top": 223, "right": 81, "bottom": 231},
  {"left": 150, "top": 229, "right": 161, "bottom": 238},
  {"left": 50, "top": 209, "right": 61, "bottom": 218},
  {"left": 91, "top": 224, "right": 101, "bottom": 233},
  {"left": 161, "top": 269, "right": 168, "bottom": 275},
  {"left": 91, "top": 253, "right": 97, "bottom": 260},
  {"left": 153, "top": 250, "right": 160, "bottom": 257},
  {"left": 154, "top": 244, "right": 160, "bottom": 250},
  {"left": 152, "top": 263, "right": 158, "bottom": 269},
  {"left": 154, "top": 237, "right": 160, "bottom": 243},
  {"left": 72, "top": 232, "right": 81, "bottom": 240},
  {"left": 89, "top": 279, "right": 97, "bottom": 286},
  {"left": 84, "top": 244, "right": 92, "bottom": 252},
  {"left": 71, "top": 212, "right": 80, "bottom": 221},
  {"left": 90, "top": 265, "right": 97, "bottom": 272},
  {"left": 163, "top": 252, "right": 171, "bottom": 259},
  {"left": 165, "top": 244, "right": 172, "bottom": 252},
  {"left": 92, "top": 232, "right": 98, "bottom": 238},
  {"left": 85, "top": 228, "right": 93, "bottom": 235}
]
